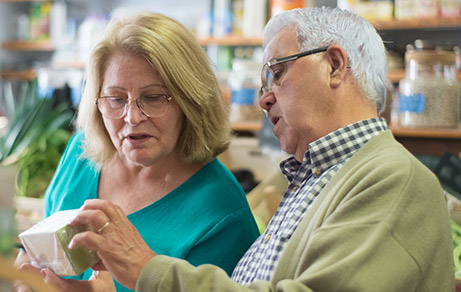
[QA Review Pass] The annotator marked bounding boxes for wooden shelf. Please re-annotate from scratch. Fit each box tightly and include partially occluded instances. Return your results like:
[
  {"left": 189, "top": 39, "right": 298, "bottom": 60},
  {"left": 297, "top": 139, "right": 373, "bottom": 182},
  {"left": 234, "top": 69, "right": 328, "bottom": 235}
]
[
  {"left": 388, "top": 69, "right": 461, "bottom": 83},
  {"left": 390, "top": 124, "right": 461, "bottom": 139},
  {"left": 199, "top": 35, "right": 262, "bottom": 46},
  {"left": 229, "top": 120, "right": 461, "bottom": 156},
  {"left": 231, "top": 121, "right": 262, "bottom": 132},
  {"left": 231, "top": 121, "right": 461, "bottom": 138},
  {"left": 390, "top": 124, "right": 461, "bottom": 156},
  {"left": 388, "top": 69, "right": 406, "bottom": 83},
  {"left": 0, "top": 69, "right": 36, "bottom": 81},
  {"left": 51, "top": 60, "right": 85, "bottom": 69},
  {"left": 372, "top": 17, "right": 461, "bottom": 30},
  {"left": 197, "top": 18, "right": 461, "bottom": 48},
  {"left": 1, "top": 40, "right": 55, "bottom": 51}
]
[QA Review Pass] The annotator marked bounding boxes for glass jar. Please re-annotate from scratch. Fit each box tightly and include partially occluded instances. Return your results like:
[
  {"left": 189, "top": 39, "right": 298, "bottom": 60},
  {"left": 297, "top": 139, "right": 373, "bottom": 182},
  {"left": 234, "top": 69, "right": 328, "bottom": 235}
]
[
  {"left": 228, "top": 59, "right": 262, "bottom": 123},
  {"left": 399, "top": 49, "right": 461, "bottom": 128}
]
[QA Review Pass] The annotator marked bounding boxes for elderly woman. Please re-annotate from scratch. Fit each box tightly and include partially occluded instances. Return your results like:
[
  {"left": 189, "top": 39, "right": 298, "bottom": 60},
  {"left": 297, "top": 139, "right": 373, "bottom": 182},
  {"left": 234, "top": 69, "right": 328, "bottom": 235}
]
[{"left": 14, "top": 12, "right": 259, "bottom": 292}]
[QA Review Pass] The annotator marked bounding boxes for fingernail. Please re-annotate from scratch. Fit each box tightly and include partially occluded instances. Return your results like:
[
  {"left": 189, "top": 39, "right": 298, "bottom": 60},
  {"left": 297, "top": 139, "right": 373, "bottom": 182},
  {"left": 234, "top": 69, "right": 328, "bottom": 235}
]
[
  {"left": 40, "top": 269, "right": 48, "bottom": 281},
  {"left": 68, "top": 239, "right": 75, "bottom": 249}
]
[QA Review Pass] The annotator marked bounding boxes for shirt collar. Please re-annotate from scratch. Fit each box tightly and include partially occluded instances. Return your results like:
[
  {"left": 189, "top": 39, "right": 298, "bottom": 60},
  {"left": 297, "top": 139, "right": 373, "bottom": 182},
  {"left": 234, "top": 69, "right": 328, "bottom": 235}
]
[{"left": 281, "top": 117, "right": 388, "bottom": 181}]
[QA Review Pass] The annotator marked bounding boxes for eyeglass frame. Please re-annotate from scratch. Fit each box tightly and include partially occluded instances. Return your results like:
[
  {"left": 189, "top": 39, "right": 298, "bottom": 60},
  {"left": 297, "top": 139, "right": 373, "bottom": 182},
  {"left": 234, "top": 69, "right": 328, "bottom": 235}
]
[
  {"left": 95, "top": 94, "right": 173, "bottom": 119},
  {"left": 259, "top": 46, "right": 330, "bottom": 98}
]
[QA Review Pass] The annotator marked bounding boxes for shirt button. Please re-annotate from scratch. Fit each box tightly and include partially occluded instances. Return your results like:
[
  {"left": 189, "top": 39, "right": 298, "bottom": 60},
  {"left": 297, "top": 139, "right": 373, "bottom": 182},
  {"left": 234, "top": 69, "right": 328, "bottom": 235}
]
[
  {"left": 266, "top": 234, "right": 271, "bottom": 241},
  {"left": 314, "top": 168, "right": 322, "bottom": 177}
]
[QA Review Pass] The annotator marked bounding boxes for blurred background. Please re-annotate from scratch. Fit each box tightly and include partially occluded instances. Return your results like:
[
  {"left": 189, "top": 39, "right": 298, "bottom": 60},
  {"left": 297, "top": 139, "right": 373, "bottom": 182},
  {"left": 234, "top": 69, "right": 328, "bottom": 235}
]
[{"left": 1, "top": 1, "right": 461, "bottom": 287}]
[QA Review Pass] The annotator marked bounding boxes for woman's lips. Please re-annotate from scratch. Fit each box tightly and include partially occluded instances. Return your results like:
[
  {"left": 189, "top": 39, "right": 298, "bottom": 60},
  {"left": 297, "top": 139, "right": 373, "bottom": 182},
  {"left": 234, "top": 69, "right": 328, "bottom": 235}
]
[
  {"left": 125, "top": 133, "right": 152, "bottom": 144},
  {"left": 128, "top": 134, "right": 149, "bottom": 140}
]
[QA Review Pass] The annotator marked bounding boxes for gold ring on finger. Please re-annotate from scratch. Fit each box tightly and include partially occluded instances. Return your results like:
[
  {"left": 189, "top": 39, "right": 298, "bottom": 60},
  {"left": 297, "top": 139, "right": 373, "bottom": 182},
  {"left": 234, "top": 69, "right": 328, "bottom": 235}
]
[{"left": 97, "top": 221, "right": 110, "bottom": 234}]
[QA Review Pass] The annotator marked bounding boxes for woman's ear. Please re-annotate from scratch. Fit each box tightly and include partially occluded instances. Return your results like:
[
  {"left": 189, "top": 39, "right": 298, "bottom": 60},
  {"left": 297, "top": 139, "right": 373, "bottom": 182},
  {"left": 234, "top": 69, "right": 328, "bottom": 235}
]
[{"left": 326, "top": 45, "right": 349, "bottom": 88}]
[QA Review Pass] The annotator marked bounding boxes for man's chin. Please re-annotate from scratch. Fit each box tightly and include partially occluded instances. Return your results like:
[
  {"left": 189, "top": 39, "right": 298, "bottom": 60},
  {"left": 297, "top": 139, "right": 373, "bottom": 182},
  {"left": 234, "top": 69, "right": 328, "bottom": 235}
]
[{"left": 279, "top": 139, "right": 295, "bottom": 156}]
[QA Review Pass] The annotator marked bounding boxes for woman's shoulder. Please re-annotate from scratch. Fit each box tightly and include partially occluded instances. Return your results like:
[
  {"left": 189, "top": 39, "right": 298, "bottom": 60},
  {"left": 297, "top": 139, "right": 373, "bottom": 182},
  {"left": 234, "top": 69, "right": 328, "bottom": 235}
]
[
  {"left": 68, "top": 131, "right": 85, "bottom": 151},
  {"left": 59, "top": 131, "right": 98, "bottom": 171},
  {"left": 185, "top": 158, "right": 248, "bottom": 207},
  {"left": 197, "top": 159, "right": 241, "bottom": 189}
]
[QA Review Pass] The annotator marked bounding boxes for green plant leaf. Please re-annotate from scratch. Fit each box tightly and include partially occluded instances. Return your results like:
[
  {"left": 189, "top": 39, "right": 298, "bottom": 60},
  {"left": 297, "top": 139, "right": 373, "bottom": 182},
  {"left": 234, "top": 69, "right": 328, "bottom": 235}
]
[
  {"left": 3, "top": 98, "right": 48, "bottom": 159},
  {"left": 0, "top": 79, "right": 74, "bottom": 165},
  {"left": 2, "top": 82, "right": 16, "bottom": 120}
]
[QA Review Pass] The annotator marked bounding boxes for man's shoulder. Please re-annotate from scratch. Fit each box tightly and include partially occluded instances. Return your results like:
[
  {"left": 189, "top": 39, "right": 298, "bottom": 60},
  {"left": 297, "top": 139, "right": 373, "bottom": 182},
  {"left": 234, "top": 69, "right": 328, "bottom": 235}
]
[{"left": 345, "top": 130, "right": 434, "bottom": 178}]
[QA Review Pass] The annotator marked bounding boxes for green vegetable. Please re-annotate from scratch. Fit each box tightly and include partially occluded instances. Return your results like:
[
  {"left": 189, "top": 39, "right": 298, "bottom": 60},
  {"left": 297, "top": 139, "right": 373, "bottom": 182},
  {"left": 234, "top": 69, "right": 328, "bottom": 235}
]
[
  {"left": 451, "top": 220, "right": 461, "bottom": 272},
  {"left": 16, "top": 128, "right": 71, "bottom": 198},
  {"left": 0, "top": 79, "right": 73, "bottom": 165},
  {"left": 1, "top": 79, "right": 74, "bottom": 197}
]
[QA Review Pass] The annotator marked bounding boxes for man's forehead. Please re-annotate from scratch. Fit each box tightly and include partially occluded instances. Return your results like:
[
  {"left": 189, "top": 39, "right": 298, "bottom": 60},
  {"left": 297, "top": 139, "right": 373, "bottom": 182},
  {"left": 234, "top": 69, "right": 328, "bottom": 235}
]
[{"left": 263, "top": 28, "right": 298, "bottom": 62}]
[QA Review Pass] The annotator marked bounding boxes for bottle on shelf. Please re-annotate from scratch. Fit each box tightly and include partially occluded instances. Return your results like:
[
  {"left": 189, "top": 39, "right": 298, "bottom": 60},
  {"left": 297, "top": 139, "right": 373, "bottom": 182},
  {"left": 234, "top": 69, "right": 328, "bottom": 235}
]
[
  {"left": 213, "top": 0, "right": 232, "bottom": 38},
  {"left": 271, "top": 0, "right": 305, "bottom": 16},
  {"left": 398, "top": 40, "right": 460, "bottom": 129},
  {"left": 49, "top": 0, "right": 67, "bottom": 46},
  {"left": 242, "top": 0, "right": 267, "bottom": 38},
  {"left": 228, "top": 58, "right": 263, "bottom": 123}
]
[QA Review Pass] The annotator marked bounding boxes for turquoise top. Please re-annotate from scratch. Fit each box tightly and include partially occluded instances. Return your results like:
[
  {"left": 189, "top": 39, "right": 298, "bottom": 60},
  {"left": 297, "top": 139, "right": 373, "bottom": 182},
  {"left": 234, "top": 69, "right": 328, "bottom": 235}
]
[{"left": 44, "top": 132, "right": 259, "bottom": 292}]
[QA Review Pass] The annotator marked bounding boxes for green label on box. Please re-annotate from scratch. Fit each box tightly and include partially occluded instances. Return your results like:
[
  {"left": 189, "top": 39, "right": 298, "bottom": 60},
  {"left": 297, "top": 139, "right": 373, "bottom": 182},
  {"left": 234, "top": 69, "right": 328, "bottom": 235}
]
[{"left": 56, "top": 224, "right": 100, "bottom": 275}]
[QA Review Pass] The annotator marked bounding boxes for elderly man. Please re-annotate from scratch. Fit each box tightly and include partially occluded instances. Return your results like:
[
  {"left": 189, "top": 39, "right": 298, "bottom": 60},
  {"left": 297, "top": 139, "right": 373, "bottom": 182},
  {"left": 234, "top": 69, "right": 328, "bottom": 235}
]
[{"left": 40, "top": 7, "right": 454, "bottom": 292}]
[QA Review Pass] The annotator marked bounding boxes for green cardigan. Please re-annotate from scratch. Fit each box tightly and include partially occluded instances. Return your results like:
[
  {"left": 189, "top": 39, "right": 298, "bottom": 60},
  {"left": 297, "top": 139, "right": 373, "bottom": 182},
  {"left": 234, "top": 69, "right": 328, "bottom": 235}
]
[{"left": 136, "top": 130, "right": 455, "bottom": 292}]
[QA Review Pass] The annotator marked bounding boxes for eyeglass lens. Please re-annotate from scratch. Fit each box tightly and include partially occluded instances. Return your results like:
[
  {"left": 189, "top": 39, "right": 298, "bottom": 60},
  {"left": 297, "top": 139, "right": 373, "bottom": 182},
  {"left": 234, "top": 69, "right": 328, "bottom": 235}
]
[
  {"left": 259, "top": 46, "right": 330, "bottom": 98},
  {"left": 97, "top": 95, "right": 170, "bottom": 119}
]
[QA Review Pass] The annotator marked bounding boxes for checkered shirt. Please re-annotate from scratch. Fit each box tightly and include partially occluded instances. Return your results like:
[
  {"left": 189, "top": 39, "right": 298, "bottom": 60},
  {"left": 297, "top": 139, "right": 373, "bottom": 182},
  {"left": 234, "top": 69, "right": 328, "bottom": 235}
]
[{"left": 231, "top": 118, "right": 388, "bottom": 285}]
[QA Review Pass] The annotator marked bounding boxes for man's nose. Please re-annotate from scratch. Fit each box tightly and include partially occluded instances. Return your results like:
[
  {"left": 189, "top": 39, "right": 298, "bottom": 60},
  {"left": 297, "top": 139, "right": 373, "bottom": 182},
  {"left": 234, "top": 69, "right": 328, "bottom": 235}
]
[{"left": 259, "top": 91, "right": 275, "bottom": 112}]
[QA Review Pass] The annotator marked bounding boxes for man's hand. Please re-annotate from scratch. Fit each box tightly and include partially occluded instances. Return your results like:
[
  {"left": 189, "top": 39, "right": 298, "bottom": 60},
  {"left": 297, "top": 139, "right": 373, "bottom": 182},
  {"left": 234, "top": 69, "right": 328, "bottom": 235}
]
[{"left": 69, "top": 199, "right": 156, "bottom": 290}]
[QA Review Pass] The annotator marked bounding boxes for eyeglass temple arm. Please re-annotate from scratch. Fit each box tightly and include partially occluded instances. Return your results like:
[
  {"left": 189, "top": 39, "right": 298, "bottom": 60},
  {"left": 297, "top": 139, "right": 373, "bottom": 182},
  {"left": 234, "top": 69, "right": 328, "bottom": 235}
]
[{"left": 275, "top": 46, "right": 329, "bottom": 64}]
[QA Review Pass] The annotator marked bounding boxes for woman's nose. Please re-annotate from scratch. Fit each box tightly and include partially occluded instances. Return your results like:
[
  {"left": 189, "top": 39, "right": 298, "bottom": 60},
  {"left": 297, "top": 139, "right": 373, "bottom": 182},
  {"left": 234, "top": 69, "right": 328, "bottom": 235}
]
[{"left": 124, "top": 100, "right": 148, "bottom": 125}]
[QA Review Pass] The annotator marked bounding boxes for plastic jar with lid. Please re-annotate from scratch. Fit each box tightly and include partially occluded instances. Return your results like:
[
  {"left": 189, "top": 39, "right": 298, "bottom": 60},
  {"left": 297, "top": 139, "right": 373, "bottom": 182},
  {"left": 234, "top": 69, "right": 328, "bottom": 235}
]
[
  {"left": 398, "top": 49, "right": 461, "bottom": 128},
  {"left": 228, "top": 59, "right": 262, "bottom": 123}
]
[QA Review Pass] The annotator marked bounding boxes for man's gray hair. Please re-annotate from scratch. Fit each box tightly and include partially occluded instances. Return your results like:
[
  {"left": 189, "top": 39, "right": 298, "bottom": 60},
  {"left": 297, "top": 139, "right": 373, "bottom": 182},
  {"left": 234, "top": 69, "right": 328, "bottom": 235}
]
[{"left": 263, "top": 7, "right": 387, "bottom": 114}]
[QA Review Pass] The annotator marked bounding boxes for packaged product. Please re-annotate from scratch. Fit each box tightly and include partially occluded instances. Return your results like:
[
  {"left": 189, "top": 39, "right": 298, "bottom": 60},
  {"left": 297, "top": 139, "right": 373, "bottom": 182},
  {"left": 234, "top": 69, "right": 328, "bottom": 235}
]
[{"left": 18, "top": 209, "right": 100, "bottom": 276}]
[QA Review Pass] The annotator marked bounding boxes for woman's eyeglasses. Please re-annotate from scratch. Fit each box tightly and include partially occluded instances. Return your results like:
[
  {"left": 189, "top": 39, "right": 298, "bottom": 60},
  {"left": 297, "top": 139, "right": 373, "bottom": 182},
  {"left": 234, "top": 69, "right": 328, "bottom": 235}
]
[{"left": 96, "top": 94, "right": 172, "bottom": 119}]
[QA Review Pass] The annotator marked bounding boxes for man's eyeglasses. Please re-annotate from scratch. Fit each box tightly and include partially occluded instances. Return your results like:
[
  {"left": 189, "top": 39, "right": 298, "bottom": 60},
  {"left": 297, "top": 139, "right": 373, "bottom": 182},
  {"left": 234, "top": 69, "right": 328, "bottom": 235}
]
[
  {"left": 259, "top": 46, "right": 329, "bottom": 98},
  {"left": 96, "top": 94, "right": 172, "bottom": 119}
]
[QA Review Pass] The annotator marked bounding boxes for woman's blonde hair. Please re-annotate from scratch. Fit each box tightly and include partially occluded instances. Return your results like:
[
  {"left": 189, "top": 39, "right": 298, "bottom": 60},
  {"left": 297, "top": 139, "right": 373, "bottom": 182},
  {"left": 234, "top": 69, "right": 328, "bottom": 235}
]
[{"left": 77, "top": 12, "right": 230, "bottom": 166}]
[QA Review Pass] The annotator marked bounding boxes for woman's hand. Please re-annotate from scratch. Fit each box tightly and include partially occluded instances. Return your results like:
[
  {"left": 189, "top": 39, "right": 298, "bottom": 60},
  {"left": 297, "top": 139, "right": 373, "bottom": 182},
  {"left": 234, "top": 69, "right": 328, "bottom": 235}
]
[
  {"left": 40, "top": 269, "right": 116, "bottom": 292},
  {"left": 13, "top": 249, "right": 35, "bottom": 292},
  {"left": 69, "top": 199, "right": 156, "bottom": 290}
]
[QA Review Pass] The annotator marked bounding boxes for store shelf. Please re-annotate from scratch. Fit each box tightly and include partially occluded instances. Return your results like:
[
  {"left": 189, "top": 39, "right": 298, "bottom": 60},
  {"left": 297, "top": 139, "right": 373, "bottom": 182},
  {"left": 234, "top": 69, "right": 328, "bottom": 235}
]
[
  {"left": 390, "top": 123, "right": 461, "bottom": 156},
  {"left": 199, "top": 35, "right": 262, "bottom": 46},
  {"left": 231, "top": 121, "right": 262, "bottom": 132},
  {"left": 1, "top": 40, "right": 55, "bottom": 51},
  {"left": 198, "top": 17, "right": 461, "bottom": 48},
  {"left": 388, "top": 69, "right": 406, "bottom": 83},
  {"left": 51, "top": 60, "right": 85, "bottom": 69},
  {"left": 388, "top": 69, "right": 461, "bottom": 83},
  {"left": 390, "top": 124, "right": 461, "bottom": 139},
  {"left": 230, "top": 120, "right": 461, "bottom": 156},
  {"left": 231, "top": 120, "right": 461, "bottom": 137},
  {"left": 372, "top": 17, "right": 461, "bottom": 30},
  {"left": 0, "top": 69, "right": 36, "bottom": 81}
]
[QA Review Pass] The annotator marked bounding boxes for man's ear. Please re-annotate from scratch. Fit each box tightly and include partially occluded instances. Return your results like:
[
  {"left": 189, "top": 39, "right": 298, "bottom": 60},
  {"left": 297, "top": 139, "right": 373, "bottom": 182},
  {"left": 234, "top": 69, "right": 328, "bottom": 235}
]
[{"left": 326, "top": 45, "right": 349, "bottom": 88}]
